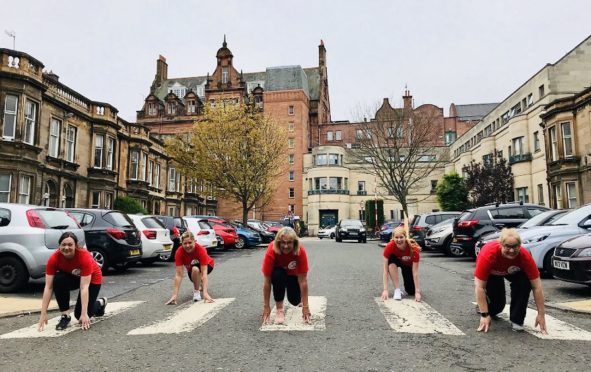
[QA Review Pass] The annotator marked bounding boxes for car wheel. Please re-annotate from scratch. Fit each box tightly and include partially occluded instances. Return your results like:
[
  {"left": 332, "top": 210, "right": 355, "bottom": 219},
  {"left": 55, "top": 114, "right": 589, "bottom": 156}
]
[
  {"left": 318, "top": 237, "right": 323, "bottom": 240},
  {"left": 235, "top": 236, "right": 246, "bottom": 249},
  {"left": 446, "top": 243, "right": 465, "bottom": 258},
  {"left": 90, "top": 248, "right": 110, "bottom": 273},
  {"left": 330, "top": 233, "right": 335, "bottom": 239},
  {"left": 542, "top": 250, "right": 554, "bottom": 278},
  {"left": 0, "top": 256, "right": 28, "bottom": 293},
  {"left": 363, "top": 237, "right": 367, "bottom": 243}
]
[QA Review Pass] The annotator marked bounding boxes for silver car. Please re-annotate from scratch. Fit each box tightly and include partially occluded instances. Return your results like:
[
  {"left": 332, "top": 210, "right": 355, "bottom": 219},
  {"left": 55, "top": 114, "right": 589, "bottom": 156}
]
[
  {"left": 424, "top": 219, "right": 455, "bottom": 254},
  {"left": 0, "top": 203, "right": 85, "bottom": 292}
]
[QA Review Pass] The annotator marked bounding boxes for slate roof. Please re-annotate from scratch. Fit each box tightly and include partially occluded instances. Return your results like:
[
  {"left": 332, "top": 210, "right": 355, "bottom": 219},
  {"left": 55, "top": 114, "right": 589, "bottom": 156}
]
[
  {"left": 265, "top": 65, "right": 309, "bottom": 98},
  {"left": 455, "top": 103, "right": 498, "bottom": 121}
]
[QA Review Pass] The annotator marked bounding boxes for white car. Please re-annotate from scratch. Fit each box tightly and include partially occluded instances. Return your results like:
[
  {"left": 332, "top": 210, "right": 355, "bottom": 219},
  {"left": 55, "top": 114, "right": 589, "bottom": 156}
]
[
  {"left": 182, "top": 217, "right": 219, "bottom": 251},
  {"left": 129, "top": 214, "right": 173, "bottom": 263},
  {"left": 318, "top": 225, "right": 336, "bottom": 239}
]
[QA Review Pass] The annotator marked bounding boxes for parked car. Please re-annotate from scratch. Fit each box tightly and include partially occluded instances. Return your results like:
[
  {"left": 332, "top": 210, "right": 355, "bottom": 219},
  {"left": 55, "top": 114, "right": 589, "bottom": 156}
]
[
  {"left": 153, "top": 215, "right": 187, "bottom": 261},
  {"left": 66, "top": 208, "right": 142, "bottom": 273},
  {"left": 424, "top": 218, "right": 456, "bottom": 255},
  {"left": 230, "top": 221, "right": 263, "bottom": 248},
  {"left": 128, "top": 214, "right": 173, "bottom": 264},
  {"left": 244, "top": 220, "right": 275, "bottom": 243},
  {"left": 201, "top": 217, "right": 239, "bottom": 249},
  {"left": 335, "top": 219, "right": 367, "bottom": 243},
  {"left": 318, "top": 225, "right": 336, "bottom": 239},
  {"left": 451, "top": 202, "right": 550, "bottom": 258},
  {"left": 474, "top": 209, "right": 569, "bottom": 257},
  {"left": 378, "top": 220, "right": 403, "bottom": 242},
  {"left": 263, "top": 221, "right": 282, "bottom": 234},
  {"left": 552, "top": 233, "right": 591, "bottom": 286},
  {"left": 0, "top": 203, "right": 86, "bottom": 292},
  {"left": 409, "top": 212, "right": 461, "bottom": 248},
  {"left": 182, "top": 217, "right": 219, "bottom": 252}
]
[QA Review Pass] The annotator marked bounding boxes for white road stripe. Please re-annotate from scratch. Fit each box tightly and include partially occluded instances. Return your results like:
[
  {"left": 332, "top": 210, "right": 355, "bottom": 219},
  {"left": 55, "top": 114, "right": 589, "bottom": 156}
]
[
  {"left": 128, "top": 298, "right": 234, "bottom": 335},
  {"left": 260, "top": 296, "right": 326, "bottom": 331},
  {"left": 0, "top": 301, "right": 144, "bottom": 339},
  {"left": 499, "top": 306, "right": 591, "bottom": 340},
  {"left": 376, "top": 298, "right": 464, "bottom": 335}
]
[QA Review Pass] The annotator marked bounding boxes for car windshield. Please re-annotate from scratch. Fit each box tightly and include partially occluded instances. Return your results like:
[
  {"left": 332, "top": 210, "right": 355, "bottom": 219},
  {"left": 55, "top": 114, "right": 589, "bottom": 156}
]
[
  {"left": 430, "top": 218, "right": 454, "bottom": 229},
  {"left": 550, "top": 205, "right": 591, "bottom": 226},
  {"left": 341, "top": 220, "right": 362, "bottom": 227},
  {"left": 519, "top": 210, "right": 559, "bottom": 228}
]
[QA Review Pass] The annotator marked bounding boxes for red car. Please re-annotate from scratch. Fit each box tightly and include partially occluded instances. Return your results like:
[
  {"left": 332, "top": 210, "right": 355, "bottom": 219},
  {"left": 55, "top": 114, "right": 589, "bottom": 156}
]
[{"left": 204, "top": 217, "right": 239, "bottom": 248}]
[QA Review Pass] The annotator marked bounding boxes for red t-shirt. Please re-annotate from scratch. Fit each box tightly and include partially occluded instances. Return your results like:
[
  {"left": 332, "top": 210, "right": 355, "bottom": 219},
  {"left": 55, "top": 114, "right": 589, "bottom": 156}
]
[
  {"left": 175, "top": 243, "right": 215, "bottom": 272},
  {"left": 474, "top": 240, "right": 540, "bottom": 281},
  {"left": 46, "top": 248, "right": 103, "bottom": 285},
  {"left": 383, "top": 241, "right": 420, "bottom": 267},
  {"left": 261, "top": 242, "right": 309, "bottom": 277}
]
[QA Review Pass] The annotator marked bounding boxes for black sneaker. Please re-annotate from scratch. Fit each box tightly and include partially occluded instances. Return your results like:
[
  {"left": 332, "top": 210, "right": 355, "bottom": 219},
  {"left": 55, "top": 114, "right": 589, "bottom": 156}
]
[
  {"left": 55, "top": 314, "right": 71, "bottom": 330},
  {"left": 95, "top": 297, "right": 108, "bottom": 317}
]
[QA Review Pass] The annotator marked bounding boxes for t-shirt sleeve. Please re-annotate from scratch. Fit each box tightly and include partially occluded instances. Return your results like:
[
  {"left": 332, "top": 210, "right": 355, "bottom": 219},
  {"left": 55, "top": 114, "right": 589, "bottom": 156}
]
[
  {"left": 522, "top": 250, "right": 541, "bottom": 280},
  {"left": 79, "top": 251, "right": 93, "bottom": 277},
  {"left": 297, "top": 247, "right": 309, "bottom": 274},
  {"left": 46, "top": 252, "right": 58, "bottom": 275},
  {"left": 474, "top": 252, "right": 493, "bottom": 281},
  {"left": 383, "top": 241, "right": 394, "bottom": 258},
  {"left": 174, "top": 247, "right": 184, "bottom": 267},
  {"left": 412, "top": 245, "right": 420, "bottom": 263},
  {"left": 261, "top": 245, "right": 275, "bottom": 277}
]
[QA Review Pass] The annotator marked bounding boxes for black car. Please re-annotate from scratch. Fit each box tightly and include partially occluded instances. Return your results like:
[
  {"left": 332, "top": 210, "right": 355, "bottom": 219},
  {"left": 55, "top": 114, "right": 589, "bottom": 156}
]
[
  {"left": 335, "top": 219, "right": 367, "bottom": 243},
  {"left": 552, "top": 233, "right": 591, "bottom": 286},
  {"left": 67, "top": 209, "right": 142, "bottom": 273},
  {"left": 154, "top": 215, "right": 188, "bottom": 261},
  {"left": 451, "top": 202, "right": 550, "bottom": 258}
]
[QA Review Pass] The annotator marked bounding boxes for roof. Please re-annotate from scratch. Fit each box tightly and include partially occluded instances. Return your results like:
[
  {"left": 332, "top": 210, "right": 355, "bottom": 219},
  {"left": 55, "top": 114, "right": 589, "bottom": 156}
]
[
  {"left": 454, "top": 103, "right": 498, "bottom": 121},
  {"left": 265, "top": 65, "right": 309, "bottom": 98}
]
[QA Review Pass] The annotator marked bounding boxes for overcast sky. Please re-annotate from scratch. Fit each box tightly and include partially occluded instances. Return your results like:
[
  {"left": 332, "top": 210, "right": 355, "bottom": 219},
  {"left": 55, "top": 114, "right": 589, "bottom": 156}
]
[{"left": 3, "top": 0, "right": 591, "bottom": 122}]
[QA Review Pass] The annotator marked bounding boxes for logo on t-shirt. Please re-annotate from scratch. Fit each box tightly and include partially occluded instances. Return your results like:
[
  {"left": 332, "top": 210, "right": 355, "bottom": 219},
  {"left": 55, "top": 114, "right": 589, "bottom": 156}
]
[
  {"left": 507, "top": 266, "right": 521, "bottom": 275},
  {"left": 71, "top": 268, "right": 81, "bottom": 276},
  {"left": 190, "top": 259, "right": 199, "bottom": 266},
  {"left": 288, "top": 260, "right": 297, "bottom": 270},
  {"left": 402, "top": 255, "right": 411, "bottom": 261}
]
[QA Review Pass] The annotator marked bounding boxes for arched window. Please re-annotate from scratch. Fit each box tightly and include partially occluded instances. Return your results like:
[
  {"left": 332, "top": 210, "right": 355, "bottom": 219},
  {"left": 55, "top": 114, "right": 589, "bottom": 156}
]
[
  {"left": 43, "top": 180, "right": 57, "bottom": 207},
  {"left": 63, "top": 183, "right": 74, "bottom": 208}
]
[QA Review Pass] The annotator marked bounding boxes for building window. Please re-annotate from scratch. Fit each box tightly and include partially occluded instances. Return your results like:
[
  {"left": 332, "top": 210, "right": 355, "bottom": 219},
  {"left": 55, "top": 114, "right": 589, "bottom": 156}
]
[
  {"left": 167, "top": 102, "right": 176, "bottom": 115},
  {"left": 65, "top": 126, "right": 76, "bottom": 163},
  {"left": 483, "top": 154, "right": 493, "bottom": 167},
  {"left": 566, "top": 182, "right": 577, "bottom": 209},
  {"left": 288, "top": 138, "right": 295, "bottom": 149},
  {"left": 0, "top": 174, "right": 11, "bottom": 202},
  {"left": 511, "top": 137, "right": 524, "bottom": 156},
  {"left": 106, "top": 137, "right": 115, "bottom": 170},
  {"left": 288, "top": 154, "right": 295, "bottom": 165},
  {"left": 516, "top": 187, "right": 529, "bottom": 203},
  {"left": 430, "top": 180, "right": 438, "bottom": 193},
  {"left": 49, "top": 118, "right": 61, "bottom": 158},
  {"left": 288, "top": 122, "right": 294, "bottom": 132},
  {"left": 358, "top": 181, "right": 365, "bottom": 192},
  {"left": 148, "top": 160, "right": 154, "bottom": 186},
  {"left": 24, "top": 100, "right": 37, "bottom": 145},
  {"left": 288, "top": 105, "right": 294, "bottom": 115},
  {"left": 356, "top": 129, "right": 363, "bottom": 140},
  {"left": 2, "top": 94, "right": 18, "bottom": 139},
  {"left": 105, "top": 192, "right": 113, "bottom": 209},
  {"left": 533, "top": 131, "right": 540, "bottom": 152},
  {"left": 315, "top": 154, "right": 327, "bottom": 166},
  {"left": 329, "top": 177, "right": 342, "bottom": 190},
  {"left": 168, "top": 167, "right": 177, "bottom": 191},
  {"left": 539, "top": 84, "right": 545, "bottom": 98},
  {"left": 335, "top": 130, "right": 342, "bottom": 141},
  {"left": 91, "top": 191, "right": 100, "bottom": 209},
  {"left": 328, "top": 154, "right": 339, "bottom": 165},
  {"left": 154, "top": 164, "right": 161, "bottom": 188},
  {"left": 537, "top": 184, "right": 544, "bottom": 205},
  {"left": 549, "top": 126, "right": 558, "bottom": 161},
  {"left": 327, "top": 131, "right": 333, "bottom": 141},
  {"left": 289, "top": 171, "right": 295, "bottom": 181},
  {"left": 186, "top": 100, "right": 196, "bottom": 114},
  {"left": 289, "top": 188, "right": 295, "bottom": 198},
  {"left": 222, "top": 67, "right": 229, "bottom": 84},
  {"left": 18, "top": 175, "right": 31, "bottom": 204},
  {"left": 129, "top": 150, "right": 139, "bottom": 180},
  {"left": 553, "top": 184, "right": 561, "bottom": 209},
  {"left": 147, "top": 102, "right": 158, "bottom": 116},
  {"left": 94, "top": 134, "right": 104, "bottom": 168},
  {"left": 445, "top": 131, "right": 457, "bottom": 146},
  {"left": 561, "top": 122, "right": 573, "bottom": 157},
  {"left": 141, "top": 152, "right": 148, "bottom": 181},
  {"left": 314, "top": 178, "right": 328, "bottom": 190}
]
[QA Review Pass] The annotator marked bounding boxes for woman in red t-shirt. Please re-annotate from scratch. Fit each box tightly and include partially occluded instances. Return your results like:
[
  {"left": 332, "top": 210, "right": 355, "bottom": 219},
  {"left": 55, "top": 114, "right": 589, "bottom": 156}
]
[
  {"left": 261, "top": 227, "right": 311, "bottom": 325},
  {"left": 165, "top": 231, "right": 215, "bottom": 305},
  {"left": 380, "top": 226, "right": 422, "bottom": 302},
  {"left": 38, "top": 232, "right": 106, "bottom": 332}
]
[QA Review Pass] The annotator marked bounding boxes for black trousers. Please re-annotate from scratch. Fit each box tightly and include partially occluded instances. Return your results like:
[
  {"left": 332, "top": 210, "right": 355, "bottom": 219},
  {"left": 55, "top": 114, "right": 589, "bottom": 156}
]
[
  {"left": 387, "top": 255, "right": 416, "bottom": 295},
  {"left": 271, "top": 267, "right": 301, "bottom": 306},
  {"left": 53, "top": 271, "right": 102, "bottom": 319},
  {"left": 486, "top": 271, "right": 532, "bottom": 325}
]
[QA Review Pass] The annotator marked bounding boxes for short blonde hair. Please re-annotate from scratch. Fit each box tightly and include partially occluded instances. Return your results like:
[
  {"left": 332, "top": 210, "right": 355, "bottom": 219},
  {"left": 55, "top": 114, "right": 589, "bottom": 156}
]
[
  {"left": 273, "top": 227, "right": 300, "bottom": 255},
  {"left": 499, "top": 228, "right": 521, "bottom": 245}
]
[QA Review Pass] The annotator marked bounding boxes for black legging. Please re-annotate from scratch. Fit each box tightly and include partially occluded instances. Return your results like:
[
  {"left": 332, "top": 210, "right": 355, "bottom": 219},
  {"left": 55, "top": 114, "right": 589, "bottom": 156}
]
[
  {"left": 387, "top": 255, "right": 416, "bottom": 295},
  {"left": 53, "top": 271, "right": 102, "bottom": 319},
  {"left": 271, "top": 267, "right": 301, "bottom": 305},
  {"left": 486, "top": 271, "right": 532, "bottom": 325}
]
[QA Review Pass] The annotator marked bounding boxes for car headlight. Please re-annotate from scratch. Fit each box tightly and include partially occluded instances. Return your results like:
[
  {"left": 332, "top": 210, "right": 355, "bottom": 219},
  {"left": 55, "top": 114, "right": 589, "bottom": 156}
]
[
  {"left": 341, "top": 228, "right": 348, "bottom": 232},
  {"left": 577, "top": 248, "right": 591, "bottom": 257},
  {"left": 522, "top": 234, "right": 549, "bottom": 244},
  {"left": 360, "top": 228, "right": 366, "bottom": 233}
]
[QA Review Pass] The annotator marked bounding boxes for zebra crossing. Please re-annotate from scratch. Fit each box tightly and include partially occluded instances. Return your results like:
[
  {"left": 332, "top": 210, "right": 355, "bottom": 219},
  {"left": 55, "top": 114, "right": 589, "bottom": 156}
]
[{"left": 1, "top": 297, "right": 590, "bottom": 340}]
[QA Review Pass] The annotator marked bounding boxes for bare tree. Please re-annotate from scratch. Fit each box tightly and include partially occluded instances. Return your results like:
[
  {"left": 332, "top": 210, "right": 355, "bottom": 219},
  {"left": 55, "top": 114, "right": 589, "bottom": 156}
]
[{"left": 350, "top": 99, "right": 448, "bottom": 219}]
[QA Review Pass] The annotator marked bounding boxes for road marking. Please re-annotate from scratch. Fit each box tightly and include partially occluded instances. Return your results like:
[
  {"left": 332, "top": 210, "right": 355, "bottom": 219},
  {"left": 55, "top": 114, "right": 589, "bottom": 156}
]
[
  {"left": 260, "top": 296, "right": 327, "bottom": 331},
  {"left": 128, "top": 298, "right": 234, "bottom": 335},
  {"left": 0, "top": 301, "right": 144, "bottom": 339},
  {"left": 376, "top": 298, "right": 464, "bottom": 335},
  {"left": 499, "top": 306, "right": 591, "bottom": 341}
]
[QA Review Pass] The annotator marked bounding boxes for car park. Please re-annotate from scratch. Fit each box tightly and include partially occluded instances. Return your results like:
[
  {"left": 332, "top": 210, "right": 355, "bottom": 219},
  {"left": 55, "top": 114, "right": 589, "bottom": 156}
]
[
  {"left": 230, "top": 221, "right": 263, "bottom": 248},
  {"left": 67, "top": 208, "right": 142, "bottom": 273},
  {"left": 0, "top": 203, "right": 86, "bottom": 292},
  {"left": 200, "top": 217, "right": 239, "bottom": 249},
  {"left": 409, "top": 212, "right": 461, "bottom": 248},
  {"left": 335, "top": 219, "right": 367, "bottom": 243},
  {"left": 153, "top": 215, "right": 187, "bottom": 261},
  {"left": 424, "top": 218, "right": 455, "bottom": 255},
  {"left": 182, "top": 217, "right": 219, "bottom": 252},
  {"left": 318, "top": 225, "right": 336, "bottom": 239},
  {"left": 551, "top": 233, "right": 591, "bottom": 286},
  {"left": 128, "top": 214, "right": 173, "bottom": 264},
  {"left": 451, "top": 202, "right": 550, "bottom": 258}
]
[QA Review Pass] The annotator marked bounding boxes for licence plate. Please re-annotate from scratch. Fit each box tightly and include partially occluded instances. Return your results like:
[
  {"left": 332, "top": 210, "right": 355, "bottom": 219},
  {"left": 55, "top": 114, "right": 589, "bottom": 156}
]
[
  {"left": 129, "top": 249, "right": 141, "bottom": 256},
  {"left": 553, "top": 260, "right": 569, "bottom": 270},
  {"left": 453, "top": 238, "right": 457, "bottom": 243},
  {"left": 163, "top": 244, "right": 172, "bottom": 251}
]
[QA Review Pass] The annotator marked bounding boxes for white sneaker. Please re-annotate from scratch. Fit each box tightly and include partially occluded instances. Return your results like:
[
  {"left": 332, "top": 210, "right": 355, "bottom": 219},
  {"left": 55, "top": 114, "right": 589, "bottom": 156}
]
[
  {"left": 511, "top": 322, "right": 524, "bottom": 332},
  {"left": 393, "top": 288, "right": 402, "bottom": 300},
  {"left": 193, "top": 291, "right": 202, "bottom": 302}
]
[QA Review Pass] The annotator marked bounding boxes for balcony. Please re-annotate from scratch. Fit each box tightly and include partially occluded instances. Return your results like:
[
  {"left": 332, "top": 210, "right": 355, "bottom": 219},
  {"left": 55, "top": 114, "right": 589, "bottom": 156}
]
[
  {"left": 509, "top": 153, "right": 532, "bottom": 165},
  {"left": 357, "top": 190, "right": 367, "bottom": 196},
  {"left": 307, "top": 189, "right": 350, "bottom": 195}
]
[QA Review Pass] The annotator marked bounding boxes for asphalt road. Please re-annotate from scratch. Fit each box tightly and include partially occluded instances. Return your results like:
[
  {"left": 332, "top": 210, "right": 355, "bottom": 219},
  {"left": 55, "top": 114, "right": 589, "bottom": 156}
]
[{"left": 1, "top": 239, "right": 590, "bottom": 371}]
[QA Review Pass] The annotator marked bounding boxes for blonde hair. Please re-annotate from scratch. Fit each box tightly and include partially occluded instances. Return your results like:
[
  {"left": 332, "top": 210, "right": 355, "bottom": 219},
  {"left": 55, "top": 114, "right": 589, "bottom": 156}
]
[
  {"left": 391, "top": 226, "right": 421, "bottom": 258},
  {"left": 273, "top": 227, "right": 300, "bottom": 255},
  {"left": 499, "top": 228, "right": 521, "bottom": 246},
  {"left": 181, "top": 231, "right": 195, "bottom": 242}
]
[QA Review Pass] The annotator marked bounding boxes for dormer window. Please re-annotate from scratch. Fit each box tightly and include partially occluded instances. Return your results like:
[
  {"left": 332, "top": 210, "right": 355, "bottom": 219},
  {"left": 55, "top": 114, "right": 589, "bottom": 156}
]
[
  {"left": 167, "top": 102, "right": 176, "bottom": 115},
  {"left": 186, "top": 99, "right": 196, "bottom": 114},
  {"left": 222, "top": 67, "right": 229, "bottom": 84},
  {"left": 147, "top": 102, "right": 158, "bottom": 116}
]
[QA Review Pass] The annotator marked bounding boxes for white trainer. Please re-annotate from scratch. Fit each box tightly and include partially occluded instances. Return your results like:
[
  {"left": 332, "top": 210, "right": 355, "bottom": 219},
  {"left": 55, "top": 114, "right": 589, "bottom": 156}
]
[
  {"left": 193, "top": 291, "right": 202, "bottom": 302},
  {"left": 393, "top": 288, "right": 402, "bottom": 300}
]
